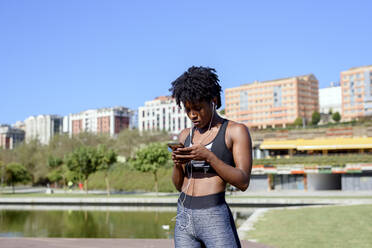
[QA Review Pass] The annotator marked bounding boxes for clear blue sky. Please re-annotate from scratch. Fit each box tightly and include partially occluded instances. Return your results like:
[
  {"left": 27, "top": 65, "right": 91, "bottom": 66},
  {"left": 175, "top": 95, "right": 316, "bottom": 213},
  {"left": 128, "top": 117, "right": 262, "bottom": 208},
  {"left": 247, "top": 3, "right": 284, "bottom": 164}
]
[{"left": 1, "top": 0, "right": 371, "bottom": 124}]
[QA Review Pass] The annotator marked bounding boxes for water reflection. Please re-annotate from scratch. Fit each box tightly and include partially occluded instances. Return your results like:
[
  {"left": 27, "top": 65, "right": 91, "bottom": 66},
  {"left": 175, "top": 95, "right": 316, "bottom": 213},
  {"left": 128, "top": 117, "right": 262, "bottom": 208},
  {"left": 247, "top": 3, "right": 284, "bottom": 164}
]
[{"left": 0, "top": 206, "right": 253, "bottom": 238}]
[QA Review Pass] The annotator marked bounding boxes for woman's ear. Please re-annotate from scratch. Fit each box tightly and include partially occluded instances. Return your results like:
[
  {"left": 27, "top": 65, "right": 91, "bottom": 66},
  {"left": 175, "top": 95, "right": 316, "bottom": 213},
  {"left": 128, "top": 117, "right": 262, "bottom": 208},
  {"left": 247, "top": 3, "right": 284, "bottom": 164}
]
[
  {"left": 210, "top": 101, "right": 216, "bottom": 111},
  {"left": 212, "top": 97, "right": 218, "bottom": 109}
]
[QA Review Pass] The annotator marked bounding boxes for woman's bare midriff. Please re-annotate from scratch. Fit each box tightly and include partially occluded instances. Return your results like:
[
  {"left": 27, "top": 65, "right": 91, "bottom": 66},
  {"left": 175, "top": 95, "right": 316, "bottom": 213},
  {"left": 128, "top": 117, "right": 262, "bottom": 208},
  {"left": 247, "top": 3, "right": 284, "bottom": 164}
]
[{"left": 182, "top": 172, "right": 226, "bottom": 196}]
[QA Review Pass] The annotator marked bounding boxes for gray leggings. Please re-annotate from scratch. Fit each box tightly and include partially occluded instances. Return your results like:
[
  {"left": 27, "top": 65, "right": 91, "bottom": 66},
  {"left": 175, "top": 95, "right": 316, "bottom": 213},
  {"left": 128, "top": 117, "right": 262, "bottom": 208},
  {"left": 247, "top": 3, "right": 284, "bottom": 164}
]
[{"left": 174, "top": 192, "right": 241, "bottom": 248}]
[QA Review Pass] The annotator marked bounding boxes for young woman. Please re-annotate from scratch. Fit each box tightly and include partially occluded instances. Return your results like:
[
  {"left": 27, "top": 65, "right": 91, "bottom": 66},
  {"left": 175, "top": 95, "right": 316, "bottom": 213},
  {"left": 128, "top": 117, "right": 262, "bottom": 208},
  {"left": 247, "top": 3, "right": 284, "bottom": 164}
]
[{"left": 170, "top": 66, "right": 252, "bottom": 248}]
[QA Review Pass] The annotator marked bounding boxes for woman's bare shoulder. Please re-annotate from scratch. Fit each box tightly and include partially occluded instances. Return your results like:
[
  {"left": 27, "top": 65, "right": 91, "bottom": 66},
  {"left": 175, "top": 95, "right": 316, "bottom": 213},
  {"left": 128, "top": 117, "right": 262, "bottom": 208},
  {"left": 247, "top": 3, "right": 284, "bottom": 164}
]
[
  {"left": 226, "top": 120, "right": 251, "bottom": 140},
  {"left": 227, "top": 120, "right": 249, "bottom": 132}
]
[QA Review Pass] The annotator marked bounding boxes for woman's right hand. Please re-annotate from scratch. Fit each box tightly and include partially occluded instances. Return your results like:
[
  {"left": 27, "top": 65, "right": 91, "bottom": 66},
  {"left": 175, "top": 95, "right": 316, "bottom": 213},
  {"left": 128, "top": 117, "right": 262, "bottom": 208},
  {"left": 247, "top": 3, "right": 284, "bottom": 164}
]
[{"left": 172, "top": 149, "right": 191, "bottom": 167}]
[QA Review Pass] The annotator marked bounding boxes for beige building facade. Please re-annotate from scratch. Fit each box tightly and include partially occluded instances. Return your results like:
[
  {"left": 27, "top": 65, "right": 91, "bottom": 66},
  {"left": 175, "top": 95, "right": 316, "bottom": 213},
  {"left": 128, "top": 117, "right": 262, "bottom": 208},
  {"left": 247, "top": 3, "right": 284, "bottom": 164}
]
[
  {"left": 225, "top": 74, "right": 319, "bottom": 129},
  {"left": 341, "top": 65, "right": 372, "bottom": 121}
]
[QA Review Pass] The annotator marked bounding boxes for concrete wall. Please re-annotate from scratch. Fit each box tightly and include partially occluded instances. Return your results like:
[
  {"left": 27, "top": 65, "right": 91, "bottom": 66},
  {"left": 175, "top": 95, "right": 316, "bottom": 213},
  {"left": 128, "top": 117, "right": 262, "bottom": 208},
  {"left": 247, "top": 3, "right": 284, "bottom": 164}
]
[
  {"left": 247, "top": 175, "right": 268, "bottom": 191},
  {"left": 251, "top": 126, "right": 372, "bottom": 145},
  {"left": 341, "top": 173, "right": 372, "bottom": 191},
  {"left": 274, "top": 175, "right": 305, "bottom": 190},
  {"left": 247, "top": 173, "right": 372, "bottom": 191},
  {"left": 307, "top": 174, "right": 341, "bottom": 190}
]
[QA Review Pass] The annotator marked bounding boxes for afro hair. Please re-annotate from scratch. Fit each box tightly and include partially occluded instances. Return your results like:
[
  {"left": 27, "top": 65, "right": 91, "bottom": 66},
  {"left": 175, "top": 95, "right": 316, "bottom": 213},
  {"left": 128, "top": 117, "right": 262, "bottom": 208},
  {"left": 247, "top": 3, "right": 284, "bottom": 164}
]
[{"left": 169, "top": 66, "right": 222, "bottom": 109}]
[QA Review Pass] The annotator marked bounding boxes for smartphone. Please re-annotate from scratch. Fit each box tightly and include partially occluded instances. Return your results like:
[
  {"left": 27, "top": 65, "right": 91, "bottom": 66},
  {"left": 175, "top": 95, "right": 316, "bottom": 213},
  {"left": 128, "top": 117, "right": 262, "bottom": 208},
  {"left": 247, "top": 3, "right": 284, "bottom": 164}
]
[{"left": 167, "top": 141, "right": 184, "bottom": 151}]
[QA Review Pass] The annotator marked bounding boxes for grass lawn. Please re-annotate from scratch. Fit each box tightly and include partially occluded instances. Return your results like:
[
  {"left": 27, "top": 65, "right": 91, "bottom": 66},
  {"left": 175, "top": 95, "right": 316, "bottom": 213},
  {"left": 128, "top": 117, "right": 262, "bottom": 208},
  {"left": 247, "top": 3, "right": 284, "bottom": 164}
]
[
  {"left": 247, "top": 204, "right": 372, "bottom": 248},
  {"left": 232, "top": 195, "right": 372, "bottom": 199}
]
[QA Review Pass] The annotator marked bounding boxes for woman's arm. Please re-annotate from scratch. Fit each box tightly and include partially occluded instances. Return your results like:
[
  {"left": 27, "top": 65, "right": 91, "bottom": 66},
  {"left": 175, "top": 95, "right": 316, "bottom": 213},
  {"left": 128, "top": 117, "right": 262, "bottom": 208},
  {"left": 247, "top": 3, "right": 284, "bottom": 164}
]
[
  {"left": 208, "top": 123, "right": 252, "bottom": 191},
  {"left": 171, "top": 128, "right": 190, "bottom": 192},
  {"left": 176, "top": 122, "right": 252, "bottom": 191}
]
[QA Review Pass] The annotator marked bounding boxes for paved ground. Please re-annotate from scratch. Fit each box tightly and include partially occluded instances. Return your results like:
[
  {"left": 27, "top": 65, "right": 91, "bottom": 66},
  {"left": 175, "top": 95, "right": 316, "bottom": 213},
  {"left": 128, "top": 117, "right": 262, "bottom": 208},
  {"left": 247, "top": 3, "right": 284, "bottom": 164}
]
[
  {"left": 2, "top": 186, "right": 372, "bottom": 197},
  {"left": 0, "top": 238, "right": 274, "bottom": 248},
  {"left": 2, "top": 191, "right": 372, "bottom": 208}
]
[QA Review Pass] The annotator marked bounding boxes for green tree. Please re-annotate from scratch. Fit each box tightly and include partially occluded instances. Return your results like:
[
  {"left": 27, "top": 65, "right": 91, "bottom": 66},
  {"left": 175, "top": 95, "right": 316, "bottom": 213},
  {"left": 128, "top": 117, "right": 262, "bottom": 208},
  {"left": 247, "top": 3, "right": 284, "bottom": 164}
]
[
  {"left": 311, "top": 111, "right": 321, "bottom": 125},
  {"left": 65, "top": 145, "right": 116, "bottom": 194},
  {"left": 47, "top": 155, "right": 78, "bottom": 190},
  {"left": 293, "top": 117, "right": 303, "bottom": 127},
  {"left": 114, "top": 129, "right": 142, "bottom": 158},
  {"left": 0, "top": 160, "right": 4, "bottom": 191},
  {"left": 332, "top": 112, "right": 341, "bottom": 122},
  {"left": 96, "top": 145, "right": 117, "bottom": 196},
  {"left": 47, "top": 155, "right": 64, "bottom": 187},
  {"left": 65, "top": 146, "right": 100, "bottom": 193},
  {"left": 0, "top": 148, "right": 16, "bottom": 191},
  {"left": 48, "top": 134, "right": 82, "bottom": 159},
  {"left": 131, "top": 142, "right": 170, "bottom": 194},
  {"left": 113, "top": 129, "right": 169, "bottom": 159},
  {"left": 5, "top": 163, "right": 31, "bottom": 193},
  {"left": 219, "top": 109, "right": 225, "bottom": 115},
  {"left": 13, "top": 139, "right": 45, "bottom": 184}
]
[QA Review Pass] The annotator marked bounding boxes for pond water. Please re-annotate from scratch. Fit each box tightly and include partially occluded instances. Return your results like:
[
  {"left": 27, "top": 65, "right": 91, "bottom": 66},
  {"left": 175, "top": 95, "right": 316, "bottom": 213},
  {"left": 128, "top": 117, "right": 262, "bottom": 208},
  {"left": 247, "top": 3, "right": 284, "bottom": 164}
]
[{"left": 0, "top": 206, "right": 253, "bottom": 238}]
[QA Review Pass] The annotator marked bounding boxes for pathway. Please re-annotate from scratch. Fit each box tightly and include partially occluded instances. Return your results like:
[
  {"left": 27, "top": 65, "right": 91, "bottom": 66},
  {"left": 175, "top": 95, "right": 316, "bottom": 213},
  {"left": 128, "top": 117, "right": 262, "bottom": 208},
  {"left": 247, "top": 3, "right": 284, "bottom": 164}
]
[{"left": 0, "top": 238, "right": 274, "bottom": 248}]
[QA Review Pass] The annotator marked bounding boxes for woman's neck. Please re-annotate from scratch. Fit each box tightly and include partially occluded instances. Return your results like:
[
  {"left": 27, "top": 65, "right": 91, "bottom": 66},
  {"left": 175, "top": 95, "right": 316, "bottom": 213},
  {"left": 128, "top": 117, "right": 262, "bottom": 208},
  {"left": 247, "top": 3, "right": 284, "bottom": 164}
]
[{"left": 196, "top": 113, "right": 222, "bottom": 134}]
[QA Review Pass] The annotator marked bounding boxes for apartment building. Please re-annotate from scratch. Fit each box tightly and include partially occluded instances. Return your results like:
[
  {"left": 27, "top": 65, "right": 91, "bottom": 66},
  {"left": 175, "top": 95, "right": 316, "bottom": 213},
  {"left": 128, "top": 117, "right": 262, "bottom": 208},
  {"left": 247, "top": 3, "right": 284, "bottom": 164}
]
[
  {"left": 69, "top": 106, "right": 131, "bottom": 136},
  {"left": 341, "top": 65, "right": 372, "bottom": 121},
  {"left": 129, "top": 109, "right": 138, "bottom": 129},
  {"left": 0, "top": 124, "right": 25, "bottom": 149},
  {"left": 138, "top": 96, "right": 192, "bottom": 134},
  {"left": 13, "top": 121, "right": 26, "bottom": 131},
  {"left": 62, "top": 116, "right": 70, "bottom": 134},
  {"left": 319, "top": 82, "right": 342, "bottom": 114},
  {"left": 24, "top": 115, "right": 63, "bottom": 145},
  {"left": 225, "top": 74, "right": 319, "bottom": 129}
]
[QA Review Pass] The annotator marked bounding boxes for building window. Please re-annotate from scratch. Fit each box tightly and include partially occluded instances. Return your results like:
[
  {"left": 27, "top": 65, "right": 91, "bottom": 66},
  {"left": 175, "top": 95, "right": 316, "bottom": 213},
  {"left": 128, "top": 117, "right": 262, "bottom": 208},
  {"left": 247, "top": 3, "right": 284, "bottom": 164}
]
[{"left": 239, "top": 91, "right": 249, "bottom": 111}]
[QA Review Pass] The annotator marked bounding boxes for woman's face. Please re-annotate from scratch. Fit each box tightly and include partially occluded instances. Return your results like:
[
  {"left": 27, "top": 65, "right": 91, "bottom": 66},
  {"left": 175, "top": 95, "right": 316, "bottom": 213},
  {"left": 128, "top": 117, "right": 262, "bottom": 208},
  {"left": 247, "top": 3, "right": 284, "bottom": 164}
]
[{"left": 184, "top": 100, "right": 214, "bottom": 129}]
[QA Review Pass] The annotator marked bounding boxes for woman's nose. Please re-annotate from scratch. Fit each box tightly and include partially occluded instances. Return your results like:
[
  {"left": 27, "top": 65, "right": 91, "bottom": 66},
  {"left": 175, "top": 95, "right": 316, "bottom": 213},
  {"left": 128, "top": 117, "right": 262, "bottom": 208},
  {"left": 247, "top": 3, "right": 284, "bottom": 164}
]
[{"left": 189, "top": 111, "right": 197, "bottom": 119}]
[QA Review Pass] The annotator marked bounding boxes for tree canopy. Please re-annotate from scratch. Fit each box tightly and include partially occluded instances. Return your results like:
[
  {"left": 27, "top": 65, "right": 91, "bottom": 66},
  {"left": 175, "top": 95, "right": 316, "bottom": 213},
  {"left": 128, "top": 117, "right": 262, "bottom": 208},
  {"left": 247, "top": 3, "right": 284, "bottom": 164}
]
[
  {"left": 5, "top": 163, "right": 31, "bottom": 193},
  {"left": 131, "top": 142, "right": 170, "bottom": 193},
  {"left": 64, "top": 145, "right": 117, "bottom": 193},
  {"left": 294, "top": 117, "right": 303, "bottom": 127},
  {"left": 332, "top": 112, "right": 341, "bottom": 122},
  {"left": 311, "top": 111, "right": 321, "bottom": 125}
]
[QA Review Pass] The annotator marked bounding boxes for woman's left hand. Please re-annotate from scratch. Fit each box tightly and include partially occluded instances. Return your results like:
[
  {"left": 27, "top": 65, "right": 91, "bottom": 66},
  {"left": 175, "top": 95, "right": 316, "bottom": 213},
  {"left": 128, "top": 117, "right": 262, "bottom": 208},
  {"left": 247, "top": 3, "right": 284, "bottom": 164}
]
[{"left": 174, "top": 144, "right": 212, "bottom": 162}]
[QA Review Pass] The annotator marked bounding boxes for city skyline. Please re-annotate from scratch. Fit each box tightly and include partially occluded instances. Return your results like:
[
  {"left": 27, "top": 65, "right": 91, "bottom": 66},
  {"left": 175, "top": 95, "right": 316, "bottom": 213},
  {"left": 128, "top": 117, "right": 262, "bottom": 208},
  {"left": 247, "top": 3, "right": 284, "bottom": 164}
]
[{"left": 1, "top": 1, "right": 372, "bottom": 124}]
